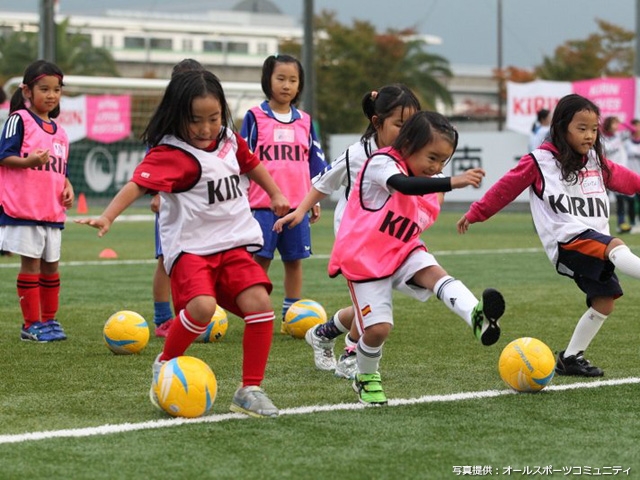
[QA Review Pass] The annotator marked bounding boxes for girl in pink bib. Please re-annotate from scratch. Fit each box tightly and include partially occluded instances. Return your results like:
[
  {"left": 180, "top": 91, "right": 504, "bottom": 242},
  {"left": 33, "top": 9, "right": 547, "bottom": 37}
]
[
  {"left": 0, "top": 60, "right": 73, "bottom": 343},
  {"left": 329, "top": 112, "right": 505, "bottom": 405}
]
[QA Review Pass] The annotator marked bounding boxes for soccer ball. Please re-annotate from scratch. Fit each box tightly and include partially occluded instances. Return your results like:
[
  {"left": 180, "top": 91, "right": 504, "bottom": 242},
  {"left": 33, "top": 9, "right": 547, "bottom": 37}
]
[
  {"left": 153, "top": 356, "right": 217, "bottom": 418},
  {"left": 194, "top": 305, "right": 229, "bottom": 343},
  {"left": 284, "top": 299, "right": 327, "bottom": 339},
  {"left": 103, "top": 310, "right": 150, "bottom": 355},
  {"left": 498, "top": 337, "right": 556, "bottom": 392}
]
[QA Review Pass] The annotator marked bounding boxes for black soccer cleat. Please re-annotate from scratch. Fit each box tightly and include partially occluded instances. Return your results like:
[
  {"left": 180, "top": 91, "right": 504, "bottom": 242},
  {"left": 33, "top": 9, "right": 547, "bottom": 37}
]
[{"left": 555, "top": 350, "right": 604, "bottom": 377}]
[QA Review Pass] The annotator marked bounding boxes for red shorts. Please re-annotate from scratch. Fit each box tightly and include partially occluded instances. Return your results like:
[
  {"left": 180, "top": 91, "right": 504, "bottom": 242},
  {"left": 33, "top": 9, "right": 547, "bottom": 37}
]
[{"left": 170, "top": 249, "right": 272, "bottom": 317}]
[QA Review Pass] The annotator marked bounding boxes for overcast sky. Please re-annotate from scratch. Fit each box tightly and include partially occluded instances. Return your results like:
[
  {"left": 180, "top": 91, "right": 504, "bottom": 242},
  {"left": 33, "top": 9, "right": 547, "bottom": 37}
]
[{"left": 4, "top": 0, "right": 637, "bottom": 68}]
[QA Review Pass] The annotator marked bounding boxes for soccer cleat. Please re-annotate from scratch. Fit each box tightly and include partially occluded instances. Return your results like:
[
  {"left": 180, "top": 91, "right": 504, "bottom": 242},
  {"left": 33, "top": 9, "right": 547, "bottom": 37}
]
[
  {"left": 280, "top": 319, "right": 289, "bottom": 335},
  {"left": 154, "top": 319, "right": 173, "bottom": 338},
  {"left": 555, "top": 350, "right": 604, "bottom": 377},
  {"left": 353, "top": 372, "right": 388, "bottom": 405},
  {"left": 471, "top": 288, "right": 504, "bottom": 346},
  {"left": 149, "top": 353, "right": 166, "bottom": 411},
  {"left": 20, "top": 322, "right": 58, "bottom": 342},
  {"left": 229, "top": 386, "right": 279, "bottom": 418},
  {"left": 43, "top": 319, "right": 67, "bottom": 341},
  {"left": 334, "top": 346, "right": 357, "bottom": 380},
  {"left": 305, "top": 326, "right": 337, "bottom": 371},
  {"left": 617, "top": 222, "right": 632, "bottom": 234}
]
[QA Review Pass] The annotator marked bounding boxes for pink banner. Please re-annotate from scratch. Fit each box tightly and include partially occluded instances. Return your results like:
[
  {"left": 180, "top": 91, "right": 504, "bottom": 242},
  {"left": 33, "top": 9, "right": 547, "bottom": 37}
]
[
  {"left": 572, "top": 77, "right": 636, "bottom": 125},
  {"left": 85, "top": 95, "right": 131, "bottom": 143}
]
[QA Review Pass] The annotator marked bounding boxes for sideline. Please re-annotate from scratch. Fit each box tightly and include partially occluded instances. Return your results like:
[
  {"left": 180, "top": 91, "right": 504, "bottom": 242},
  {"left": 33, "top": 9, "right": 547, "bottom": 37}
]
[
  {"left": 0, "top": 247, "right": 544, "bottom": 269},
  {"left": 0, "top": 377, "right": 638, "bottom": 445}
]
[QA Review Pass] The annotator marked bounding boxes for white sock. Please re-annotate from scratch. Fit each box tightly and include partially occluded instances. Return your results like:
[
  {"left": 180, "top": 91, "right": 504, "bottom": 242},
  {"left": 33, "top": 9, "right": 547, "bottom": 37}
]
[
  {"left": 332, "top": 309, "right": 349, "bottom": 333},
  {"left": 433, "top": 275, "right": 478, "bottom": 327},
  {"left": 609, "top": 245, "right": 640, "bottom": 278},
  {"left": 565, "top": 307, "right": 607, "bottom": 357},
  {"left": 356, "top": 339, "right": 383, "bottom": 374}
]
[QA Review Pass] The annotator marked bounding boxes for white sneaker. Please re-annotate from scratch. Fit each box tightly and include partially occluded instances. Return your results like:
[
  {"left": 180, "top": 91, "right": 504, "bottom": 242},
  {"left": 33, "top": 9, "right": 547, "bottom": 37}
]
[
  {"left": 149, "top": 353, "right": 165, "bottom": 411},
  {"left": 229, "top": 386, "right": 279, "bottom": 418},
  {"left": 305, "top": 326, "right": 337, "bottom": 371},
  {"left": 630, "top": 225, "right": 640, "bottom": 234},
  {"left": 334, "top": 346, "right": 357, "bottom": 379}
]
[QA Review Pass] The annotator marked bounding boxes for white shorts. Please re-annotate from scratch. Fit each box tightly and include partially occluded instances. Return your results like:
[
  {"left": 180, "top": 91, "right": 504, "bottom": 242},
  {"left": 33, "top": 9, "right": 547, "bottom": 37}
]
[
  {"left": 348, "top": 249, "right": 440, "bottom": 334},
  {"left": 0, "top": 225, "right": 62, "bottom": 262}
]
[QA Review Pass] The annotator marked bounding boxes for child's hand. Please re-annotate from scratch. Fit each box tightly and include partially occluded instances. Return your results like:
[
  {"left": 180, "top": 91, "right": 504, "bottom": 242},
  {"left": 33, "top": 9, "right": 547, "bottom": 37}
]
[
  {"left": 62, "top": 183, "right": 75, "bottom": 209},
  {"left": 451, "top": 168, "right": 485, "bottom": 189},
  {"left": 26, "top": 149, "right": 50, "bottom": 167},
  {"left": 457, "top": 215, "right": 471, "bottom": 234},
  {"left": 270, "top": 193, "right": 290, "bottom": 218},
  {"left": 75, "top": 215, "right": 113, "bottom": 237},
  {"left": 274, "top": 210, "right": 303, "bottom": 232},
  {"left": 310, "top": 204, "right": 321, "bottom": 224},
  {"left": 150, "top": 194, "right": 160, "bottom": 213}
]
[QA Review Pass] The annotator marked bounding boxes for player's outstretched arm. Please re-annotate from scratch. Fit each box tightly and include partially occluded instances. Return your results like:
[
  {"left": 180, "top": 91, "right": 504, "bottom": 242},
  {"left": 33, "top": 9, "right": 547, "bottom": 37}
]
[
  {"left": 75, "top": 182, "right": 148, "bottom": 237},
  {"left": 457, "top": 215, "right": 471, "bottom": 234},
  {"left": 274, "top": 187, "right": 326, "bottom": 232}
]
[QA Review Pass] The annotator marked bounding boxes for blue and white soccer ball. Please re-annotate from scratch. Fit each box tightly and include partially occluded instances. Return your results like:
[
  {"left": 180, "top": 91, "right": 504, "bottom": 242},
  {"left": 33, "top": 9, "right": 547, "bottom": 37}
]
[{"left": 284, "top": 299, "right": 327, "bottom": 339}]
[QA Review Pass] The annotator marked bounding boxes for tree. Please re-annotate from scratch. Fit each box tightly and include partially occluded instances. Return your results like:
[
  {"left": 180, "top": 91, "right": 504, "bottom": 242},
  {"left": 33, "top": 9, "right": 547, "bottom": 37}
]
[
  {"left": 0, "top": 17, "right": 119, "bottom": 82},
  {"left": 535, "top": 19, "right": 634, "bottom": 81},
  {"left": 281, "top": 11, "right": 453, "bottom": 143}
]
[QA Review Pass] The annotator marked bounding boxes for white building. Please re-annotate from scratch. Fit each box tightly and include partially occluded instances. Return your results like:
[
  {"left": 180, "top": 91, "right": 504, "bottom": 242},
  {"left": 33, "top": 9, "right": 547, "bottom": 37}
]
[{"left": 0, "top": 0, "right": 500, "bottom": 125}]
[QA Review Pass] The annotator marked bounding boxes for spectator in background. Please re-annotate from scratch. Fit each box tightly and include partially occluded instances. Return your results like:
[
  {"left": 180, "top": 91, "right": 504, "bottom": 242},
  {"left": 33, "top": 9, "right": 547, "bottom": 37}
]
[
  {"left": 528, "top": 108, "right": 551, "bottom": 152},
  {"left": 602, "top": 116, "right": 633, "bottom": 233},
  {"left": 624, "top": 118, "right": 640, "bottom": 233}
]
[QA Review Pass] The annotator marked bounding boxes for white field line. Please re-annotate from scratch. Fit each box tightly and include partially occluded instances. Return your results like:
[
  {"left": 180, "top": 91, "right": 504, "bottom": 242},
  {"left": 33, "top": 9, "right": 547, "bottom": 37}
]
[
  {"left": 0, "top": 247, "right": 543, "bottom": 269},
  {"left": 0, "top": 377, "right": 638, "bottom": 445}
]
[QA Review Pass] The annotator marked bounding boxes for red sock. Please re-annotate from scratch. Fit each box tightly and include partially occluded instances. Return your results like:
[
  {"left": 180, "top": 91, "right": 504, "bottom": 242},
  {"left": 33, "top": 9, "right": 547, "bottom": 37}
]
[
  {"left": 160, "top": 309, "right": 208, "bottom": 361},
  {"left": 17, "top": 273, "right": 40, "bottom": 328},
  {"left": 39, "top": 272, "right": 60, "bottom": 321},
  {"left": 242, "top": 311, "right": 275, "bottom": 386}
]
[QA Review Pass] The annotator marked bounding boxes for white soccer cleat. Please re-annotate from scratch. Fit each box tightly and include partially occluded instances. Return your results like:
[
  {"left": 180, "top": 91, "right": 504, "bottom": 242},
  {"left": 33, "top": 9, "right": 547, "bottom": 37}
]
[{"left": 305, "top": 326, "right": 337, "bottom": 371}]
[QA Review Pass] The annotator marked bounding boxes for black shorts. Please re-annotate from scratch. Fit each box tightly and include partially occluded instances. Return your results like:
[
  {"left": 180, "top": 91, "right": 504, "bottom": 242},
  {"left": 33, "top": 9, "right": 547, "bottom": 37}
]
[{"left": 556, "top": 229, "right": 623, "bottom": 306}]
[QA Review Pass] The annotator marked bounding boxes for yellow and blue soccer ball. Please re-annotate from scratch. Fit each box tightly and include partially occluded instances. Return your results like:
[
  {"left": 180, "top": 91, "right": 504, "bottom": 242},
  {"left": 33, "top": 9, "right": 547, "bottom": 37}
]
[
  {"left": 153, "top": 356, "right": 217, "bottom": 418},
  {"left": 103, "top": 310, "right": 150, "bottom": 355},
  {"left": 194, "top": 305, "right": 229, "bottom": 343},
  {"left": 499, "top": 337, "right": 556, "bottom": 392},
  {"left": 284, "top": 299, "right": 327, "bottom": 339}
]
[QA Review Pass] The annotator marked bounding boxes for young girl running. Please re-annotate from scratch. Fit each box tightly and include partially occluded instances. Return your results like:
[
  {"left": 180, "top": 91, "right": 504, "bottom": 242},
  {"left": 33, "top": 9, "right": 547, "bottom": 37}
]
[
  {"left": 275, "top": 84, "right": 421, "bottom": 379},
  {"left": 458, "top": 93, "right": 640, "bottom": 377},
  {"left": 0, "top": 60, "right": 73, "bottom": 342},
  {"left": 241, "top": 54, "right": 327, "bottom": 334},
  {"left": 78, "top": 70, "right": 289, "bottom": 417},
  {"left": 329, "top": 111, "right": 505, "bottom": 405}
]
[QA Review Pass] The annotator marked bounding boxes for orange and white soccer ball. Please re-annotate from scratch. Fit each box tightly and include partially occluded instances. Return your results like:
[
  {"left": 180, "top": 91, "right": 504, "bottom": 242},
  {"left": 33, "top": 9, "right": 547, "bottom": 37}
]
[
  {"left": 284, "top": 299, "right": 327, "bottom": 339},
  {"left": 499, "top": 337, "right": 556, "bottom": 392},
  {"left": 194, "top": 305, "right": 229, "bottom": 343},
  {"left": 103, "top": 310, "right": 150, "bottom": 355},
  {"left": 153, "top": 356, "right": 217, "bottom": 418}
]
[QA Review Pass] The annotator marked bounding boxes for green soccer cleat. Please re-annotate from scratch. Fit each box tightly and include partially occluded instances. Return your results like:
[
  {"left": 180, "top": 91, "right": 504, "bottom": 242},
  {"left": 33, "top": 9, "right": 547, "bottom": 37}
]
[
  {"left": 471, "top": 288, "right": 504, "bottom": 346},
  {"left": 353, "top": 372, "right": 388, "bottom": 405}
]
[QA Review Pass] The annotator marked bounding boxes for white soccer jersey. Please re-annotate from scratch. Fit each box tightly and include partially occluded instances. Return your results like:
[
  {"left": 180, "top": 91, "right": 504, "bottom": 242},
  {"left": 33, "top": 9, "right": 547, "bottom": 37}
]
[
  {"left": 624, "top": 137, "right": 640, "bottom": 175},
  {"left": 158, "top": 134, "right": 263, "bottom": 272},
  {"left": 312, "top": 136, "right": 377, "bottom": 234},
  {"left": 602, "top": 132, "right": 628, "bottom": 167},
  {"left": 529, "top": 148, "right": 610, "bottom": 269}
]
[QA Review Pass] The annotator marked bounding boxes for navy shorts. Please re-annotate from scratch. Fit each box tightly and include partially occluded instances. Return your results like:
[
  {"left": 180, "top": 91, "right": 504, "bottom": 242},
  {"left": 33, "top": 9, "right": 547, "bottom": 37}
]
[
  {"left": 252, "top": 209, "right": 311, "bottom": 261},
  {"left": 155, "top": 214, "right": 163, "bottom": 258},
  {"left": 557, "top": 229, "right": 623, "bottom": 306}
]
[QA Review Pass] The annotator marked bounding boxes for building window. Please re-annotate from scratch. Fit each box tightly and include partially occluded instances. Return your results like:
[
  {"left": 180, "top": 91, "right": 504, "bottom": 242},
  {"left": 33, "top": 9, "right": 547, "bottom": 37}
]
[
  {"left": 124, "top": 36, "right": 146, "bottom": 49},
  {"left": 102, "top": 35, "right": 114, "bottom": 48},
  {"left": 182, "top": 38, "right": 193, "bottom": 52},
  {"left": 227, "top": 41, "right": 248, "bottom": 54},
  {"left": 257, "top": 42, "right": 268, "bottom": 55},
  {"left": 150, "top": 38, "right": 172, "bottom": 50},
  {"left": 203, "top": 40, "right": 223, "bottom": 53}
]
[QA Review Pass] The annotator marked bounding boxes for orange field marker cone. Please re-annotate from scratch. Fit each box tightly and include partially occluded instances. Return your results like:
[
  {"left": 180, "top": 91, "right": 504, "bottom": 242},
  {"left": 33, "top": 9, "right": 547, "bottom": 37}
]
[
  {"left": 77, "top": 193, "right": 88, "bottom": 214},
  {"left": 99, "top": 248, "right": 118, "bottom": 259}
]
